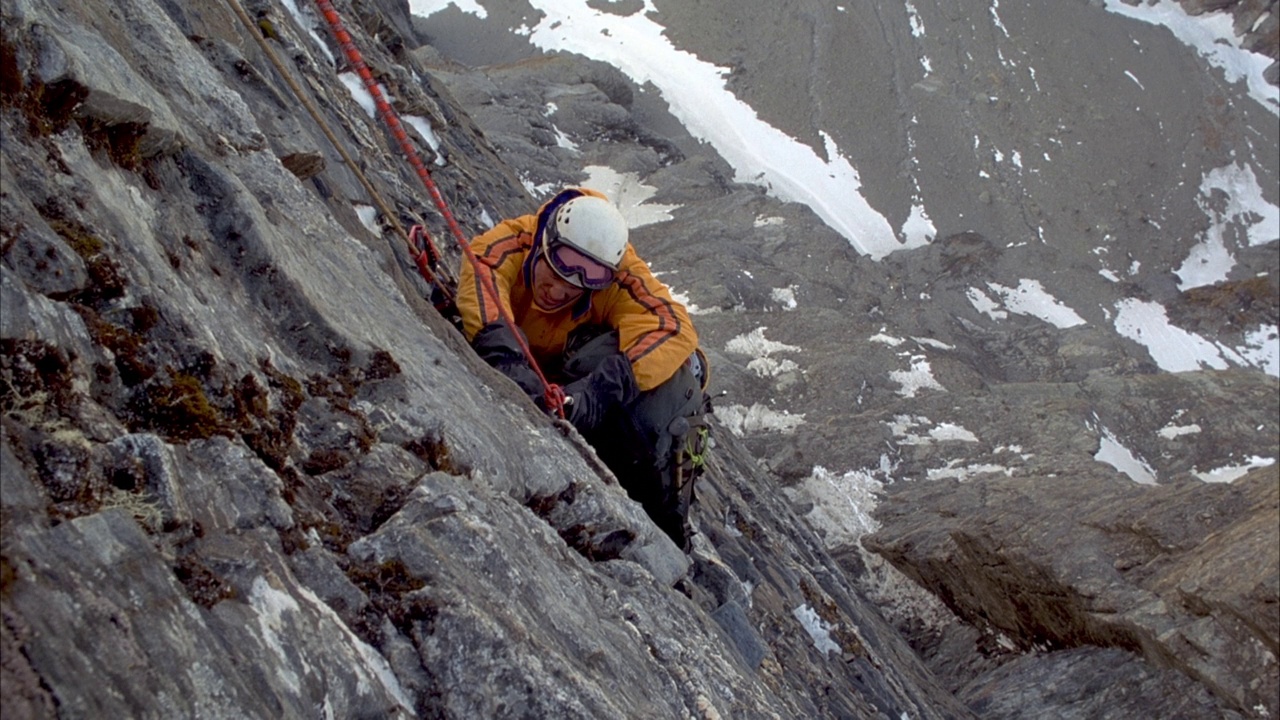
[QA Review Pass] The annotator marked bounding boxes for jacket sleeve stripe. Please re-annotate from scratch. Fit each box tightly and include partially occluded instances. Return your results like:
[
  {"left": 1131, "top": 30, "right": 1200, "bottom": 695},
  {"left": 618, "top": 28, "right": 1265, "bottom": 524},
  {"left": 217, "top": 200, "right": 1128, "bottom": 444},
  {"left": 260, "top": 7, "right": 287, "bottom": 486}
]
[
  {"left": 473, "top": 234, "right": 526, "bottom": 326},
  {"left": 616, "top": 271, "right": 682, "bottom": 363}
]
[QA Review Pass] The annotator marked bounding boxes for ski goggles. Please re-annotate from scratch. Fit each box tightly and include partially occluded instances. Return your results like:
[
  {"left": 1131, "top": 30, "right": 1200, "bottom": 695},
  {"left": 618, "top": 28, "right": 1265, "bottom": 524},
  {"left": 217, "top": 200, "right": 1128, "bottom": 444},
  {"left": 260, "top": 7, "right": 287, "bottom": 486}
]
[{"left": 542, "top": 233, "right": 616, "bottom": 290}]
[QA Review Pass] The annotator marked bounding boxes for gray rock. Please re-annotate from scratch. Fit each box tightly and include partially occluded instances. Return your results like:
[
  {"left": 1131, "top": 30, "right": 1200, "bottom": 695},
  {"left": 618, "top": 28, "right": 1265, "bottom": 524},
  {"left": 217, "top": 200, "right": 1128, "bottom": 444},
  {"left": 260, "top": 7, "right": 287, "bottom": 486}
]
[
  {"left": 961, "top": 646, "right": 1244, "bottom": 719},
  {"left": 865, "top": 467, "right": 1279, "bottom": 716},
  {"left": 28, "top": 14, "right": 186, "bottom": 157},
  {"left": 0, "top": 429, "right": 49, "bottom": 529},
  {"left": 711, "top": 599, "right": 769, "bottom": 669},
  {"left": 320, "top": 442, "right": 427, "bottom": 533},
  {"left": 0, "top": 191, "right": 90, "bottom": 298},
  {"left": 287, "top": 544, "right": 370, "bottom": 619},
  {"left": 5, "top": 510, "right": 412, "bottom": 718}
]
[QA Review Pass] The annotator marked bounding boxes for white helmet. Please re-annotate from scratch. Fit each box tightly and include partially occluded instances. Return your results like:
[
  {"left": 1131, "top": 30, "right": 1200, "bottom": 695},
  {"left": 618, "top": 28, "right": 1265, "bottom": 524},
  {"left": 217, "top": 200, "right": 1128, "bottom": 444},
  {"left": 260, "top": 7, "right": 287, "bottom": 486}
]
[{"left": 552, "top": 195, "right": 628, "bottom": 269}]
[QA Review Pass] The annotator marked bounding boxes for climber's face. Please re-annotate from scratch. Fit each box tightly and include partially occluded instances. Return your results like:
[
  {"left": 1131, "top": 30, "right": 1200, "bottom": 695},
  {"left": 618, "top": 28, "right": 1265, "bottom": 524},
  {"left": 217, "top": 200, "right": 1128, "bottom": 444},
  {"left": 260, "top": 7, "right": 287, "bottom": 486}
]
[{"left": 531, "top": 254, "right": 585, "bottom": 311}]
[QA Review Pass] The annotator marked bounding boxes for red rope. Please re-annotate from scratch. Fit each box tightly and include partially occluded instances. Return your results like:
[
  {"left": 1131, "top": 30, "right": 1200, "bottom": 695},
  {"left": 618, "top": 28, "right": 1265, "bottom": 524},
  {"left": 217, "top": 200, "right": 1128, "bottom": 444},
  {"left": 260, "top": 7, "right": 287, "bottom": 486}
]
[{"left": 312, "top": 0, "right": 565, "bottom": 417}]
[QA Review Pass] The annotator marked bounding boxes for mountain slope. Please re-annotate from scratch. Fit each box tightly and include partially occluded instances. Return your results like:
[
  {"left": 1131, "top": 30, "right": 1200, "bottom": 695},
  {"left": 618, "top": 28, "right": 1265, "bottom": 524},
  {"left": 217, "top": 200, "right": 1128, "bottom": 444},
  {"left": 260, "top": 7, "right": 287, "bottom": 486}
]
[{"left": 1, "top": 0, "right": 1275, "bottom": 718}]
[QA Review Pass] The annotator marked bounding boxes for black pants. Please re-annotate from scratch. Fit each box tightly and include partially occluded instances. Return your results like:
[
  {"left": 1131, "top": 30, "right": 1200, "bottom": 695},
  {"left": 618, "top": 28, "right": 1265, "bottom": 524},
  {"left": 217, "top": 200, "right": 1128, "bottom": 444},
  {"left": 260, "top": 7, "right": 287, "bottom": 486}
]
[{"left": 558, "top": 329, "right": 703, "bottom": 549}]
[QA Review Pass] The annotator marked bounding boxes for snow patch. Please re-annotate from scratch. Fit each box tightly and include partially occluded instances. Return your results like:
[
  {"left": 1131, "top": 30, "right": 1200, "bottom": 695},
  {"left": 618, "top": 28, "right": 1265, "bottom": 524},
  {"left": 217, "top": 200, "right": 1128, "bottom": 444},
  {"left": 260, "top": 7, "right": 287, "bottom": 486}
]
[
  {"left": 402, "top": 115, "right": 446, "bottom": 165},
  {"left": 771, "top": 286, "right": 798, "bottom": 311},
  {"left": 725, "top": 327, "right": 801, "bottom": 378},
  {"left": 889, "top": 415, "right": 979, "bottom": 445},
  {"left": 990, "top": 0, "right": 1010, "bottom": 37},
  {"left": 1094, "top": 425, "right": 1158, "bottom": 485},
  {"left": 792, "top": 604, "right": 841, "bottom": 656},
  {"left": 1113, "top": 299, "right": 1230, "bottom": 372},
  {"left": 1158, "top": 423, "right": 1202, "bottom": 439},
  {"left": 503, "top": 1, "right": 910, "bottom": 258},
  {"left": 905, "top": 1, "right": 926, "bottom": 38},
  {"left": 783, "top": 466, "right": 884, "bottom": 547},
  {"left": 1239, "top": 324, "right": 1280, "bottom": 377},
  {"left": 985, "top": 279, "right": 1086, "bottom": 328},
  {"left": 902, "top": 203, "right": 936, "bottom": 246},
  {"left": 1194, "top": 456, "right": 1275, "bottom": 484},
  {"left": 870, "top": 332, "right": 906, "bottom": 347},
  {"left": 553, "top": 125, "right": 579, "bottom": 150},
  {"left": 718, "top": 403, "right": 805, "bottom": 436},
  {"left": 581, "top": 165, "right": 679, "bottom": 228},
  {"left": 338, "top": 72, "right": 386, "bottom": 119},
  {"left": 967, "top": 286, "right": 1008, "bottom": 320},
  {"left": 353, "top": 204, "right": 379, "bottom": 235},
  {"left": 926, "top": 461, "right": 1014, "bottom": 481},
  {"left": 889, "top": 356, "right": 945, "bottom": 398},
  {"left": 667, "top": 287, "right": 716, "bottom": 316},
  {"left": 408, "top": 0, "right": 487, "bottom": 19},
  {"left": 1176, "top": 163, "right": 1280, "bottom": 290},
  {"left": 281, "top": 0, "right": 336, "bottom": 66},
  {"left": 520, "top": 175, "right": 557, "bottom": 198},
  {"left": 746, "top": 356, "right": 799, "bottom": 377},
  {"left": 912, "top": 336, "right": 955, "bottom": 351}
]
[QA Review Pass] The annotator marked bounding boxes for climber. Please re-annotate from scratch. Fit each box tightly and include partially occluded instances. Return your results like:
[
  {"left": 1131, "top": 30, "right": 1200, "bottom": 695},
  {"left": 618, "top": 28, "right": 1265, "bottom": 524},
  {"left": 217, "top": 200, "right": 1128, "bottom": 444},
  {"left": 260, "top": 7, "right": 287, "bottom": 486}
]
[{"left": 456, "top": 187, "right": 710, "bottom": 551}]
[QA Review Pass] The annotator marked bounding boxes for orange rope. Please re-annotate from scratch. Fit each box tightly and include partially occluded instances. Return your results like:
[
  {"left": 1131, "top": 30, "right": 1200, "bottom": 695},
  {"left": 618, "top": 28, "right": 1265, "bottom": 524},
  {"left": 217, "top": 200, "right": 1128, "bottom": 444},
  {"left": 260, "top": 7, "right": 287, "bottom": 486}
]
[{"left": 312, "top": 0, "right": 565, "bottom": 417}]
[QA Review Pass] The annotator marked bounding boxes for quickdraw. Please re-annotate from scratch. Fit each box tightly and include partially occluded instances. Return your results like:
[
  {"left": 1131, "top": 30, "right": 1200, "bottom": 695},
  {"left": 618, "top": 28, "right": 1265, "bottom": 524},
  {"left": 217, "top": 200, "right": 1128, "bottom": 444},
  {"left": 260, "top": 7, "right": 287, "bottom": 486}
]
[{"left": 673, "top": 418, "right": 711, "bottom": 491}]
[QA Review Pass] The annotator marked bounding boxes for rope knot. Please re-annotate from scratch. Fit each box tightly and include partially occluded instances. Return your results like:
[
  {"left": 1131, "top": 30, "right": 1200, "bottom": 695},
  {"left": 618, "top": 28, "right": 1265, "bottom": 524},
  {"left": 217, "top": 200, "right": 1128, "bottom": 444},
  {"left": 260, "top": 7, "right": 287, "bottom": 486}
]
[{"left": 543, "top": 384, "right": 567, "bottom": 419}]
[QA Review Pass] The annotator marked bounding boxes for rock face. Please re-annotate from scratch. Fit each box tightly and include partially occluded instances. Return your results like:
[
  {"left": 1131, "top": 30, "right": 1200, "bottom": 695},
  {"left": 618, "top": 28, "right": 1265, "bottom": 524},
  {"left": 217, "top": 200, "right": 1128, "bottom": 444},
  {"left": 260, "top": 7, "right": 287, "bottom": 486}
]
[
  {"left": 865, "top": 462, "right": 1279, "bottom": 716},
  {"left": 1, "top": 1, "right": 1276, "bottom": 720}
]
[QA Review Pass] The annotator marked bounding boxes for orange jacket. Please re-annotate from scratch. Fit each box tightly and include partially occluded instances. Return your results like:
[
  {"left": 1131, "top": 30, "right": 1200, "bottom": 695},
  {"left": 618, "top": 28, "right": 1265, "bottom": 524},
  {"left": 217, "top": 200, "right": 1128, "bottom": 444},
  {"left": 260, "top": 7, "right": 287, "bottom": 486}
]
[{"left": 457, "top": 188, "right": 698, "bottom": 392}]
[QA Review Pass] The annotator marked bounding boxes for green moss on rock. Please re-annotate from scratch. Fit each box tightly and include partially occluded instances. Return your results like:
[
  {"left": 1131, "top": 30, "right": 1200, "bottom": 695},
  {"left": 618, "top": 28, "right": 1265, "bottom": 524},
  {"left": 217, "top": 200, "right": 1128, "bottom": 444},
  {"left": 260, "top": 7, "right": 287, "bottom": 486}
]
[
  {"left": 46, "top": 219, "right": 127, "bottom": 304},
  {"left": 131, "top": 372, "right": 226, "bottom": 442}
]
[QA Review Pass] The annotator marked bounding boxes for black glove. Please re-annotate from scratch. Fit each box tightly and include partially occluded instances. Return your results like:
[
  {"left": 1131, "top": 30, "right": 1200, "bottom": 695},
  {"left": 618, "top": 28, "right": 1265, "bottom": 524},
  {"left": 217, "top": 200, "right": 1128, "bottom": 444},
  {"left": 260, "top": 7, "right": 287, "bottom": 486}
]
[
  {"left": 472, "top": 323, "right": 543, "bottom": 402},
  {"left": 562, "top": 353, "right": 639, "bottom": 433}
]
